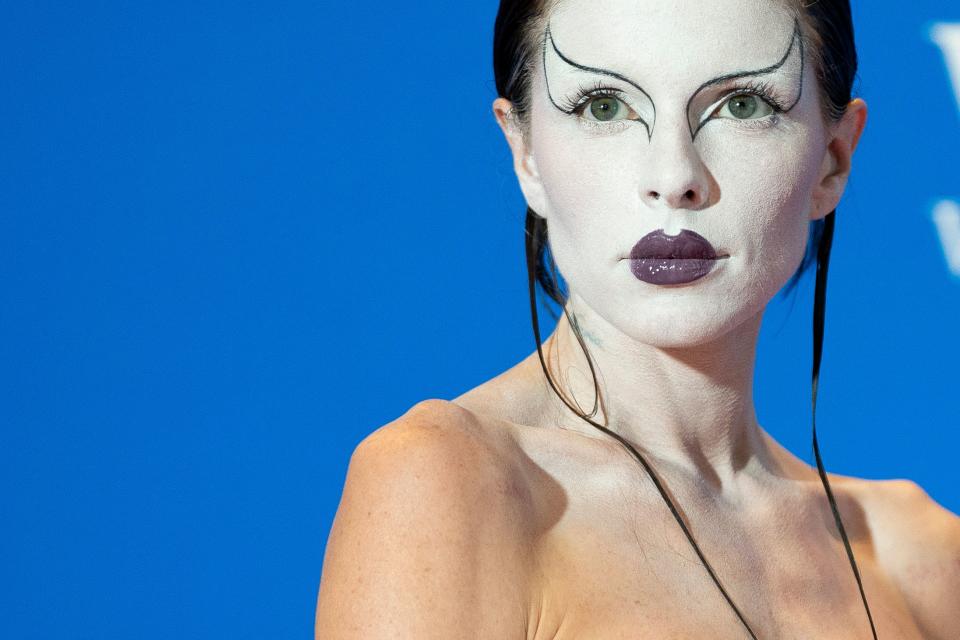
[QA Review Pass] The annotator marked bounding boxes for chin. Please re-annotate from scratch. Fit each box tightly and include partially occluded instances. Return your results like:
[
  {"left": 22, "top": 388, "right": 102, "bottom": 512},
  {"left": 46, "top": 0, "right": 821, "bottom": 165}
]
[
  {"left": 627, "top": 307, "right": 762, "bottom": 349},
  {"left": 570, "top": 274, "right": 780, "bottom": 350}
]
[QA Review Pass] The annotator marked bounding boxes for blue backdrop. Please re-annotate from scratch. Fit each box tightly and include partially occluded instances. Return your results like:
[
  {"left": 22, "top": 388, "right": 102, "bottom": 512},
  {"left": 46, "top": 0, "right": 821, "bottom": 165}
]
[{"left": 2, "top": 1, "right": 958, "bottom": 638}]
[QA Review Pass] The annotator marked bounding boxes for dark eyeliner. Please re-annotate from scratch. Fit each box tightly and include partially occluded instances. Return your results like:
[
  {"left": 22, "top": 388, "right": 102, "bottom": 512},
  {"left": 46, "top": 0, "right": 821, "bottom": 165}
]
[{"left": 563, "top": 79, "right": 784, "bottom": 121}]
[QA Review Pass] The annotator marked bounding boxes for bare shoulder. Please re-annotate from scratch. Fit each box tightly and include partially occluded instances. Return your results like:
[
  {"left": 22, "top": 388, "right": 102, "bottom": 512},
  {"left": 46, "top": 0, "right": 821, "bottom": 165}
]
[
  {"left": 364, "top": 398, "right": 529, "bottom": 470},
  {"left": 354, "top": 399, "right": 535, "bottom": 517},
  {"left": 858, "top": 477, "right": 960, "bottom": 640},
  {"left": 314, "top": 399, "right": 534, "bottom": 640}
]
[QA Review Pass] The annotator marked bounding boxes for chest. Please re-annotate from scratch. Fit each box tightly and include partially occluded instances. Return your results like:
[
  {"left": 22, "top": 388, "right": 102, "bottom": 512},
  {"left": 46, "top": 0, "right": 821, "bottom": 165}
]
[
  {"left": 522, "top": 465, "right": 925, "bottom": 639},
  {"left": 530, "top": 541, "right": 925, "bottom": 639}
]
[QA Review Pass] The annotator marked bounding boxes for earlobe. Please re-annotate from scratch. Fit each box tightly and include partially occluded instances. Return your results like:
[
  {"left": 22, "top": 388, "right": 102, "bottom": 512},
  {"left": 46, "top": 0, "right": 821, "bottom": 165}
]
[
  {"left": 516, "top": 151, "right": 549, "bottom": 218},
  {"left": 810, "top": 98, "right": 868, "bottom": 220}
]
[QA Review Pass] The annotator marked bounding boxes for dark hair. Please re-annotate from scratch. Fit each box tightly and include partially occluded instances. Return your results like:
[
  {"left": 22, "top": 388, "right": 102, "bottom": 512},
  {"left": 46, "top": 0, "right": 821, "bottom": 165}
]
[{"left": 494, "top": 2, "right": 875, "bottom": 638}]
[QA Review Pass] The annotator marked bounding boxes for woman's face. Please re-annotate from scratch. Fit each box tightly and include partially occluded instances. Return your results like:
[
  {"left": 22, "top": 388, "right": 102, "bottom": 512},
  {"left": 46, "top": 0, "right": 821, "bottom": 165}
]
[{"left": 514, "top": 0, "right": 843, "bottom": 348}]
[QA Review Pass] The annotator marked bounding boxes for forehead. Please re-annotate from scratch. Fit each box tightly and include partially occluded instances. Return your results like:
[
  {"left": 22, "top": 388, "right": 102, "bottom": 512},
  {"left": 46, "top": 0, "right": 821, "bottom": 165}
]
[{"left": 546, "top": 0, "right": 796, "bottom": 84}]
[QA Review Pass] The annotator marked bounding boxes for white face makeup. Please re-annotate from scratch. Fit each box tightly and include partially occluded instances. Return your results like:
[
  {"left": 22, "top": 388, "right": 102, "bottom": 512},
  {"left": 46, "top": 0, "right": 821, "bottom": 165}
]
[{"left": 524, "top": 0, "right": 830, "bottom": 348}]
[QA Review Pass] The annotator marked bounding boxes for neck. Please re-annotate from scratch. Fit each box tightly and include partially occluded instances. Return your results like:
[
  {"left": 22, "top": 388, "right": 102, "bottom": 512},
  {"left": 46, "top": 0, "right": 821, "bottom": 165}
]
[{"left": 538, "top": 292, "right": 778, "bottom": 492}]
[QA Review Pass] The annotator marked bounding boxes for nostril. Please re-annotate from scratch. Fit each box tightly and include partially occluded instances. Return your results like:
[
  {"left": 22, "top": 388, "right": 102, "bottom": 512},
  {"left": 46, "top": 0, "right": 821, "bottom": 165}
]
[{"left": 649, "top": 191, "right": 661, "bottom": 200}]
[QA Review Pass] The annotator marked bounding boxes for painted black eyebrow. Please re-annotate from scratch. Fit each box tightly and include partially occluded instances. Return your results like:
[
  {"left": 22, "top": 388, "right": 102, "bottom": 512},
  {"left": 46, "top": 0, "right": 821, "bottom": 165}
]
[
  {"left": 687, "top": 18, "right": 805, "bottom": 139},
  {"left": 542, "top": 18, "right": 803, "bottom": 142},
  {"left": 542, "top": 21, "right": 655, "bottom": 139}
]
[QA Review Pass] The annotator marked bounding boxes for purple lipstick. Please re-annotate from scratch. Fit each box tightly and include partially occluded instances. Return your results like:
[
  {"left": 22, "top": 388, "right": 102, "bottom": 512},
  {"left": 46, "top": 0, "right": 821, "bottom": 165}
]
[{"left": 628, "top": 229, "right": 726, "bottom": 285}]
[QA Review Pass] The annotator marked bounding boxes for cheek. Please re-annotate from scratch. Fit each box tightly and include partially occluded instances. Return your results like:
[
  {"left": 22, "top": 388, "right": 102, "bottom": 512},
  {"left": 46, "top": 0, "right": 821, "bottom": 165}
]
[
  {"left": 529, "top": 115, "right": 644, "bottom": 273},
  {"left": 532, "top": 124, "right": 642, "bottom": 221},
  {"left": 700, "top": 124, "right": 823, "bottom": 280}
]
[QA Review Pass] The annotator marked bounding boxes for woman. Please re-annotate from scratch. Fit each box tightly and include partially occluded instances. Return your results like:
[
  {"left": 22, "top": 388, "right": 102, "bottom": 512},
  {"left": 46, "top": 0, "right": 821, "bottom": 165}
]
[{"left": 315, "top": 0, "right": 959, "bottom": 637}]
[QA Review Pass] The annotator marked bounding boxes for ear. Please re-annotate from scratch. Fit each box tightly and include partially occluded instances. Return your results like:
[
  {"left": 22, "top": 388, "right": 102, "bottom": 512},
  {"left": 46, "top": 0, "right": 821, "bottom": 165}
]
[
  {"left": 811, "top": 97, "right": 868, "bottom": 220},
  {"left": 492, "top": 97, "right": 550, "bottom": 216}
]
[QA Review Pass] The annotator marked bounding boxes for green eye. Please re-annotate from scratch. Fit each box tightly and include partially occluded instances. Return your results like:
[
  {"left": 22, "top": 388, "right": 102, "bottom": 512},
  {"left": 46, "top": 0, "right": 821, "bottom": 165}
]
[
  {"left": 588, "top": 97, "right": 622, "bottom": 121},
  {"left": 723, "top": 93, "right": 773, "bottom": 120}
]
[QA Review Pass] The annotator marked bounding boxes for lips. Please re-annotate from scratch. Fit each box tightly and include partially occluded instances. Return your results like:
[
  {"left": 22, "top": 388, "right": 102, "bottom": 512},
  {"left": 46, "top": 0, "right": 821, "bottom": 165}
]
[
  {"left": 627, "top": 229, "right": 726, "bottom": 285},
  {"left": 630, "top": 228, "right": 719, "bottom": 260}
]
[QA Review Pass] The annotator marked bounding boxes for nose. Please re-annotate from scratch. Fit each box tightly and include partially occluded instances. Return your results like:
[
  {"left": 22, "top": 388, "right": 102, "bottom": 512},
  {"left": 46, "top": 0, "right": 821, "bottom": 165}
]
[{"left": 641, "top": 130, "right": 712, "bottom": 211}]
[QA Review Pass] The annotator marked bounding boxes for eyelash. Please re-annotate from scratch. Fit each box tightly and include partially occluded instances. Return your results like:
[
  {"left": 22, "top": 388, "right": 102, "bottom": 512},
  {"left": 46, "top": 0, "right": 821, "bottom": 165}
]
[
  {"left": 557, "top": 80, "right": 628, "bottom": 115},
  {"left": 558, "top": 78, "right": 786, "bottom": 131}
]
